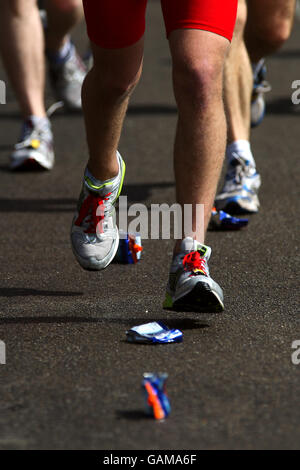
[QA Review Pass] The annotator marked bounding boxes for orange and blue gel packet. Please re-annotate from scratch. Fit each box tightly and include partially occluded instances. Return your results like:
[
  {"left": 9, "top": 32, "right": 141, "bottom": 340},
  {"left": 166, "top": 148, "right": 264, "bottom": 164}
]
[
  {"left": 142, "top": 373, "right": 170, "bottom": 420},
  {"left": 115, "top": 231, "right": 143, "bottom": 264}
]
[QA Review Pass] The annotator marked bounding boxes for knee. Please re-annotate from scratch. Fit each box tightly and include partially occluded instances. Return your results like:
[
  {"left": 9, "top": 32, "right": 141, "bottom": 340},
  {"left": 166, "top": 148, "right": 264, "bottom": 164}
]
[
  {"left": 263, "top": 20, "right": 293, "bottom": 50},
  {"left": 173, "top": 59, "right": 224, "bottom": 108},
  {"left": 90, "top": 63, "right": 142, "bottom": 101}
]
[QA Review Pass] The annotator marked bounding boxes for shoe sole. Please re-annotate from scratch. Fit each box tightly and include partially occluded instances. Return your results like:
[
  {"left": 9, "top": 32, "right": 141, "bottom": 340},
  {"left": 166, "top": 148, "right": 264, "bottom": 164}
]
[
  {"left": 10, "top": 151, "right": 54, "bottom": 171},
  {"left": 164, "top": 282, "right": 224, "bottom": 313}
]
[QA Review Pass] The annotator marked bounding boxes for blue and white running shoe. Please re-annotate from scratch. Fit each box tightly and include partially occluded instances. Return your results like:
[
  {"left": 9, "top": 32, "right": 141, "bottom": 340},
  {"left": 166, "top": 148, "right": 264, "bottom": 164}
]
[
  {"left": 215, "top": 153, "right": 261, "bottom": 214},
  {"left": 251, "top": 59, "right": 271, "bottom": 128}
]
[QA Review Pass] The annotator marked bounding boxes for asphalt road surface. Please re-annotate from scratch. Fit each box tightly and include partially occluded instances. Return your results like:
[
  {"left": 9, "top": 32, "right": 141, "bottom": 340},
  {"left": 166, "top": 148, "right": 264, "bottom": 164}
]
[{"left": 0, "top": 2, "right": 299, "bottom": 450}]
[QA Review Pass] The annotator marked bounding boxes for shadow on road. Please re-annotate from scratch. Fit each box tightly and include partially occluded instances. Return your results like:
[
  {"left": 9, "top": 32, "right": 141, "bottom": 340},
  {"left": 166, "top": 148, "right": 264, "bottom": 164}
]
[
  {"left": 123, "top": 181, "right": 174, "bottom": 202},
  {"left": 0, "top": 315, "right": 210, "bottom": 329},
  {"left": 116, "top": 317, "right": 210, "bottom": 331},
  {"left": 127, "top": 104, "right": 177, "bottom": 115},
  {"left": 0, "top": 103, "right": 177, "bottom": 123},
  {"left": 0, "top": 316, "right": 98, "bottom": 325},
  {"left": 115, "top": 410, "right": 152, "bottom": 421},
  {"left": 0, "top": 288, "right": 82, "bottom": 297},
  {"left": 267, "top": 97, "right": 300, "bottom": 115},
  {"left": 0, "top": 181, "right": 175, "bottom": 211},
  {"left": 0, "top": 198, "right": 77, "bottom": 212},
  {"left": 273, "top": 49, "right": 300, "bottom": 60}
]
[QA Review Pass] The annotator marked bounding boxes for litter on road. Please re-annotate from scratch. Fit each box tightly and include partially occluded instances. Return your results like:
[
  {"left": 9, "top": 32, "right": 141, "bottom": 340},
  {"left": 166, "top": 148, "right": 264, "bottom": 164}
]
[
  {"left": 126, "top": 322, "right": 183, "bottom": 344},
  {"left": 142, "top": 373, "right": 170, "bottom": 420},
  {"left": 114, "top": 231, "right": 143, "bottom": 264}
]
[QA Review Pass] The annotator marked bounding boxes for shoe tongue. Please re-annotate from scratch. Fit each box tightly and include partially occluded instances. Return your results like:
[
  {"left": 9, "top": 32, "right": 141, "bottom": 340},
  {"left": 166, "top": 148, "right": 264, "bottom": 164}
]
[{"left": 180, "top": 237, "right": 211, "bottom": 260}]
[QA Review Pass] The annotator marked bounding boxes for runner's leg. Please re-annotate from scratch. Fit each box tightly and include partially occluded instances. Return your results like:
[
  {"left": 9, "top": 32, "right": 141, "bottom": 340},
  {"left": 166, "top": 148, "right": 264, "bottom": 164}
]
[
  {"left": 245, "top": 0, "right": 296, "bottom": 62},
  {"left": 170, "top": 30, "right": 231, "bottom": 244},
  {"left": 163, "top": 1, "right": 237, "bottom": 311},
  {"left": 224, "top": 0, "right": 252, "bottom": 144},
  {"left": 162, "top": 0, "right": 237, "bottom": 244},
  {"left": 0, "top": 0, "right": 46, "bottom": 118},
  {"left": 44, "top": 0, "right": 84, "bottom": 53},
  {"left": 70, "top": 0, "right": 146, "bottom": 271},
  {"left": 81, "top": 0, "right": 146, "bottom": 180},
  {"left": 82, "top": 40, "right": 144, "bottom": 180}
]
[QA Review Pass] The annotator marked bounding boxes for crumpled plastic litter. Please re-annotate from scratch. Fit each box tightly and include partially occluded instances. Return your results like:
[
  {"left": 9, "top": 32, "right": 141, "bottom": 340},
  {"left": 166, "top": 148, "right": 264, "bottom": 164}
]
[{"left": 126, "top": 322, "right": 183, "bottom": 344}]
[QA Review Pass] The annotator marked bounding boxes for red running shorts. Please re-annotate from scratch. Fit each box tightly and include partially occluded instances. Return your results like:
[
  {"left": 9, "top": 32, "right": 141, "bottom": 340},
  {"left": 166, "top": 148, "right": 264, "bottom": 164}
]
[{"left": 83, "top": 0, "right": 238, "bottom": 49}]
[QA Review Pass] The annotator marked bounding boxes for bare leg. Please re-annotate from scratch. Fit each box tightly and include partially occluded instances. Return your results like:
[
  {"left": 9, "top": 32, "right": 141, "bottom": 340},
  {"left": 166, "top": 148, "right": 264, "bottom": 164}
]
[
  {"left": 44, "top": 0, "right": 84, "bottom": 53},
  {"left": 224, "top": 0, "right": 252, "bottom": 144},
  {"left": 245, "top": 0, "right": 296, "bottom": 62},
  {"left": 0, "top": 0, "right": 46, "bottom": 118},
  {"left": 170, "top": 30, "right": 230, "bottom": 246},
  {"left": 71, "top": 38, "right": 144, "bottom": 272},
  {"left": 82, "top": 39, "right": 144, "bottom": 181}
]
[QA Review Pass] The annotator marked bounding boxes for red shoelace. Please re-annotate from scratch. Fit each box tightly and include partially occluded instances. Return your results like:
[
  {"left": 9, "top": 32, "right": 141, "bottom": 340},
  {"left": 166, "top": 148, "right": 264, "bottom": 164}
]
[
  {"left": 75, "top": 193, "right": 111, "bottom": 234},
  {"left": 182, "top": 251, "right": 207, "bottom": 275}
]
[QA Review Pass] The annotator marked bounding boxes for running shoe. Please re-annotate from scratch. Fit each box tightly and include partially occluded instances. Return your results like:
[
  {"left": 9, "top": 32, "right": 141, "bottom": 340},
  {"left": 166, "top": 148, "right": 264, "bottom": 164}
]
[
  {"left": 209, "top": 207, "right": 248, "bottom": 231},
  {"left": 70, "top": 151, "right": 126, "bottom": 270},
  {"left": 48, "top": 44, "right": 86, "bottom": 110},
  {"left": 163, "top": 237, "right": 224, "bottom": 313},
  {"left": 215, "top": 153, "right": 261, "bottom": 214},
  {"left": 10, "top": 117, "right": 54, "bottom": 170},
  {"left": 251, "top": 59, "right": 271, "bottom": 128}
]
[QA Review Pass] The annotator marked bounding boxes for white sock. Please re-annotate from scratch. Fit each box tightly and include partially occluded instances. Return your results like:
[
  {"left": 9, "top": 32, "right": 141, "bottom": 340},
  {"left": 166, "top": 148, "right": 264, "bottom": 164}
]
[{"left": 226, "top": 140, "right": 256, "bottom": 167}]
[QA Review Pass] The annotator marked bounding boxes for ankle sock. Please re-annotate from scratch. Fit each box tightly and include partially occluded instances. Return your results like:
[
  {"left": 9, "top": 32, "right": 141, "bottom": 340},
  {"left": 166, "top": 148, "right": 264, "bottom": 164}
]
[
  {"left": 226, "top": 140, "right": 256, "bottom": 167},
  {"left": 84, "top": 159, "right": 120, "bottom": 193}
]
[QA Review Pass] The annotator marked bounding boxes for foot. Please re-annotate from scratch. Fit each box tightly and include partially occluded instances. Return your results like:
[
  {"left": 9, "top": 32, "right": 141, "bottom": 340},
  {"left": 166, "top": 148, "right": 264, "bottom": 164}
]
[
  {"left": 215, "top": 153, "right": 261, "bottom": 214},
  {"left": 10, "top": 117, "right": 54, "bottom": 170},
  {"left": 163, "top": 238, "right": 224, "bottom": 313},
  {"left": 48, "top": 43, "right": 86, "bottom": 110},
  {"left": 70, "top": 151, "right": 126, "bottom": 270},
  {"left": 251, "top": 59, "right": 271, "bottom": 128}
]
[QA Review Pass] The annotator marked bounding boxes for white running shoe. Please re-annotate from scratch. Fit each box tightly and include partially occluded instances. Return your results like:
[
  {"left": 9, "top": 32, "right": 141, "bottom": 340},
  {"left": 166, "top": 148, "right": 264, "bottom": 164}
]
[
  {"left": 48, "top": 44, "right": 86, "bottom": 111},
  {"left": 215, "top": 153, "right": 261, "bottom": 214},
  {"left": 10, "top": 117, "right": 54, "bottom": 170},
  {"left": 71, "top": 151, "right": 126, "bottom": 270},
  {"left": 163, "top": 238, "right": 224, "bottom": 313}
]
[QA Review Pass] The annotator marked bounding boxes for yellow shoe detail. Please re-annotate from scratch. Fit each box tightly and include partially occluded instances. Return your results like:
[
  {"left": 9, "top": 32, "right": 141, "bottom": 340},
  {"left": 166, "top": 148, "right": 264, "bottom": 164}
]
[
  {"left": 192, "top": 268, "right": 205, "bottom": 275},
  {"left": 31, "top": 139, "right": 40, "bottom": 149}
]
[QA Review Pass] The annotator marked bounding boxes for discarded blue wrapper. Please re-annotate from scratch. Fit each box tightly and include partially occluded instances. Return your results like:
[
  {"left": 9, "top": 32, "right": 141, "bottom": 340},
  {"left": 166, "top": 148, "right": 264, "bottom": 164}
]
[
  {"left": 126, "top": 322, "right": 183, "bottom": 344},
  {"left": 142, "top": 373, "right": 170, "bottom": 420},
  {"left": 209, "top": 208, "right": 248, "bottom": 231},
  {"left": 115, "top": 231, "right": 143, "bottom": 264}
]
